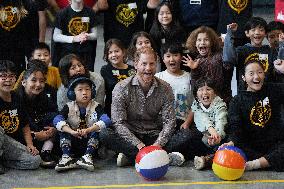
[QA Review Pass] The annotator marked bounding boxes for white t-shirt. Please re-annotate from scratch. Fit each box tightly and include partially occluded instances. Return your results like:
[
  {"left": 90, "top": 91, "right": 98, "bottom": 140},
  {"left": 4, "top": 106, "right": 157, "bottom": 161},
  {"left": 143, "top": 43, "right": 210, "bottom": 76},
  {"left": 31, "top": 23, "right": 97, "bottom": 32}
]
[{"left": 155, "top": 70, "right": 193, "bottom": 120}]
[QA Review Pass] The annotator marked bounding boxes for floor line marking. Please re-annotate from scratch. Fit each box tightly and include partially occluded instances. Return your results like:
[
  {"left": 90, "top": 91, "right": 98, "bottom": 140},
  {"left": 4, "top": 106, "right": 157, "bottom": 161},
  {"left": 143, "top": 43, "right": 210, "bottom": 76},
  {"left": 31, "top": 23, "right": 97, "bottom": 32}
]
[{"left": 13, "top": 179, "right": 284, "bottom": 189}]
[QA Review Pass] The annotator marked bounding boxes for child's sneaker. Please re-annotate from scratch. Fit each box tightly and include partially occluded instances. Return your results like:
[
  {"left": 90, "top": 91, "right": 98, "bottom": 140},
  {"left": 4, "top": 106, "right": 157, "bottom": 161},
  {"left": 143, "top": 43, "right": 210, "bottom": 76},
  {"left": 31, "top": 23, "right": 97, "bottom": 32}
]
[
  {"left": 76, "top": 154, "right": 95, "bottom": 171},
  {"left": 55, "top": 155, "right": 77, "bottom": 172},
  {"left": 168, "top": 152, "right": 185, "bottom": 166},
  {"left": 117, "top": 153, "right": 131, "bottom": 167},
  {"left": 194, "top": 154, "right": 214, "bottom": 170},
  {"left": 40, "top": 150, "right": 56, "bottom": 168}
]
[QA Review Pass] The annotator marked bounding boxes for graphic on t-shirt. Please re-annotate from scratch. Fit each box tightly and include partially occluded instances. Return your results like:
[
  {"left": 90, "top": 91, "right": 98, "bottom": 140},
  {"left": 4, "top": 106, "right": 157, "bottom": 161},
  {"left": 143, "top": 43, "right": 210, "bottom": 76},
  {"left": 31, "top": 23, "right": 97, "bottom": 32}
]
[
  {"left": 68, "top": 17, "right": 89, "bottom": 36},
  {"left": 0, "top": 6, "right": 21, "bottom": 31},
  {"left": 245, "top": 53, "right": 269, "bottom": 72},
  {"left": 228, "top": 0, "right": 248, "bottom": 14},
  {"left": 115, "top": 4, "right": 138, "bottom": 27},
  {"left": 112, "top": 69, "right": 136, "bottom": 82},
  {"left": 0, "top": 109, "right": 20, "bottom": 133},
  {"left": 176, "top": 94, "right": 189, "bottom": 119},
  {"left": 250, "top": 97, "right": 271, "bottom": 128}
]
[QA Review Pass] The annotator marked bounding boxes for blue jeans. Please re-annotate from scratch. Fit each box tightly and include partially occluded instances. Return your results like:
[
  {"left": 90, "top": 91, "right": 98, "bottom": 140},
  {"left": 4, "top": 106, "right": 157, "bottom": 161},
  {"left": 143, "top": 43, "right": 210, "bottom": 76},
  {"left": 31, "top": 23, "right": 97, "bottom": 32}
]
[{"left": 0, "top": 127, "right": 41, "bottom": 169}]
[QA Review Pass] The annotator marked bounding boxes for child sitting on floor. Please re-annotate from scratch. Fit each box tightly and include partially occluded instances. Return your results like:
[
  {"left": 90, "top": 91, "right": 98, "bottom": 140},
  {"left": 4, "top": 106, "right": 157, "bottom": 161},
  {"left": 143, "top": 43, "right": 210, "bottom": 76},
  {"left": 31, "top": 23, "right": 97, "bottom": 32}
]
[{"left": 53, "top": 76, "right": 111, "bottom": 172}]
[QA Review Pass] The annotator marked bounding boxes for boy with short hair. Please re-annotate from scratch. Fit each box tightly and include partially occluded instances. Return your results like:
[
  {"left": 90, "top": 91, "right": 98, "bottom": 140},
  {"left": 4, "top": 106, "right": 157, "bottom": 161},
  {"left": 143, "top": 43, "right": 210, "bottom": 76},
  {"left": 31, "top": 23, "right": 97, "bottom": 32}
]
[
  {"left": 14, "top": 42, "right": 62, "bottom": 89},
  {"left": 0, "top": 60, "right": 41, "bottom": 174},
  {"left": 155, "top": 43, "right": 194, "bottom": 129},
  {"left": 223, "top": 17, "right": 278, "bottom": 90},
  {"left": 267, "top": 21, "right": 284, "bottom": 50},
  {"left": 53, "top": 76, "right": 111, "bottom": 172}
]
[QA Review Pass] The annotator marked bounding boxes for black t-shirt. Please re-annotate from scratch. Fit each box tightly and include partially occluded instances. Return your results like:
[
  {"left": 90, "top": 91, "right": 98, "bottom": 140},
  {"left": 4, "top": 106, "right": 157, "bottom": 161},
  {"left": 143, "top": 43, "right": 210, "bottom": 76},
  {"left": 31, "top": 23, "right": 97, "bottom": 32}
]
[
  {"left": 0, "top": 93, "right": 28, "bottom": 143},
  {"left": 55, "top": 6, "right": 97, "bottom": 53},
  {"left": 0, "top": 0, "right": 31, "bottom": 50},
  {"left": 100, "top": 63, "right": 136, "bottom": 116},
  {"left": 103, "top": 0, "right": 146, "bottom": 47},
  {"left": 217, "top": 0, "right": 252, "bottom": 39},
  {"left": 25, "top": 0, "right": 48, "bottom": 42},
  {"left": 228, "top": 83, "right": 284, "bottom": 147},
  {"left": 16, "top": 84, "right": 58, "bottom": 132}
]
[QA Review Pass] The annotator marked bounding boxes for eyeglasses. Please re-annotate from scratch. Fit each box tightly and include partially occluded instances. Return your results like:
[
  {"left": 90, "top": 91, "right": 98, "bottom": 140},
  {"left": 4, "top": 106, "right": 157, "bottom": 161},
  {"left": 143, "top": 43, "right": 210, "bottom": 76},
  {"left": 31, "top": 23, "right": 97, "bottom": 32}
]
[{"left": 0, "top": 73, "right": 16, "bottom": 80}]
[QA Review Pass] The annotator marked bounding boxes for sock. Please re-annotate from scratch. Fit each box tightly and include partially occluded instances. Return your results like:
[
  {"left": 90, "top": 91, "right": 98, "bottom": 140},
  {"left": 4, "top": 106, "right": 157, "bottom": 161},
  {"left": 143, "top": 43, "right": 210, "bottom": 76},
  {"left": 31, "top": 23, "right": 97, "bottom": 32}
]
[
  {"left": 62, "top": 145, "right": 71, "bottom": 156},
  {"left": 42, "top": 139, "right": 54, "bottom": 152},
  {"left": 85, "top": 145, "right": 96, "bottom": 155},
  {"left": 245, "top": 159, "right": 261, "bottom": 171}
]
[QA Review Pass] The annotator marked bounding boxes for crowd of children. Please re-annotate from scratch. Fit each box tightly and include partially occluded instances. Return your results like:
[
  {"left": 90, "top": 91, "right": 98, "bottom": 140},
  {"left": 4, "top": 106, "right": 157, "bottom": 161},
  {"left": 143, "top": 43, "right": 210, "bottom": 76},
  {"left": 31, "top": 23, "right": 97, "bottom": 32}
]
[{"left": 1, "top": 0, "right": 284, "bottom": 177}]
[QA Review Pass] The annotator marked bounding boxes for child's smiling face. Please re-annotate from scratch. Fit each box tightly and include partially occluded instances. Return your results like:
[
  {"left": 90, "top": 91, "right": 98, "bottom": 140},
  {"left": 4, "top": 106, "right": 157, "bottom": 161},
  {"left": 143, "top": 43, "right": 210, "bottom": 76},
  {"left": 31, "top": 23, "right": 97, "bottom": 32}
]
[
  {"left": 196, "top": 85, "right": 216, "bottom": 108},
  {"left": 195, "top": 32, "right": 211, "bottom": 57},
  {"left": 242, "top": 62, "right": 265, "bottom": 92},
  {"left": 0, "top": 71, "right": 16, "bottom": 94},
  {"left": 158, "top": 5, "right": 172, "bottom": 28},
  {"left": 245, "top": 26, "right": 266, "bottom": 47}
]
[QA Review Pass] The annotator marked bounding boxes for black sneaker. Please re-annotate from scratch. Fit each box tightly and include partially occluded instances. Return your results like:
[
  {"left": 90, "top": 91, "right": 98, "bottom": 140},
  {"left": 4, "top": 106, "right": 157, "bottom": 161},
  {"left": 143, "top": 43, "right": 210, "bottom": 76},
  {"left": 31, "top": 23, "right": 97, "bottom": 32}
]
[
  {"left": 40, "top": 150, "right": 56, "bottom": 168},
  {"left": 76, "top": 154, "right": 95, "bottom": 171},
  {"left": 55, "top": 155, "right": 77, "bottom": 172}
]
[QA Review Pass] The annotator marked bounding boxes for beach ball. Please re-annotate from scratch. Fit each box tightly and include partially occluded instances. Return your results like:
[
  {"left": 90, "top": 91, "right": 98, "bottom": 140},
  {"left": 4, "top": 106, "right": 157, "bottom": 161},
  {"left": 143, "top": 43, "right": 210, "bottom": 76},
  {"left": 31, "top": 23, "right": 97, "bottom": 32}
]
[
  {"left": 212, "top": 146, "right": 247, "bottom": 181},
  {"left": 135, "top": 146, "right": 169, "bottom": 180}
]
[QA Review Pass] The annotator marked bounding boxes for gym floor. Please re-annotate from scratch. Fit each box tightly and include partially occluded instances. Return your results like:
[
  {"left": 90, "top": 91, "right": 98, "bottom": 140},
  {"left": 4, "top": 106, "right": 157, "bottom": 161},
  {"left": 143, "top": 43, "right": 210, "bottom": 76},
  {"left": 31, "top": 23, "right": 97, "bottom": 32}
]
[{"left": 2, "top": 6, "right": 284, "bottom": 189}]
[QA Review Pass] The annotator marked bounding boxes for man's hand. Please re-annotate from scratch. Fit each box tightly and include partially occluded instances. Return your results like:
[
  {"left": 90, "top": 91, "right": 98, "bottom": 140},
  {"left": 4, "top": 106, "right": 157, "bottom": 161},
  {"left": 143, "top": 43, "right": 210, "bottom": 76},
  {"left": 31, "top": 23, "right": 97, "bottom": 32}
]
[
  {"left": 136, "top": 143, "right": 146, "bottom": 150},
  {"left": 152, "top": 142, "right": 162, "bottom": 148}
]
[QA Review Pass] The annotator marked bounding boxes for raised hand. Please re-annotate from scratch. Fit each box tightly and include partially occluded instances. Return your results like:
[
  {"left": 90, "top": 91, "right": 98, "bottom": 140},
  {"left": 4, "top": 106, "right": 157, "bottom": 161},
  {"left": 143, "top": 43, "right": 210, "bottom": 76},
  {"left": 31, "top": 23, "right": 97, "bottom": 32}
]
[
  {"left": 182, "top": 54, "right": 200, "bottom": 69},
  {"left": 227, "top": 23, "right": 238, "bottom": 32}
]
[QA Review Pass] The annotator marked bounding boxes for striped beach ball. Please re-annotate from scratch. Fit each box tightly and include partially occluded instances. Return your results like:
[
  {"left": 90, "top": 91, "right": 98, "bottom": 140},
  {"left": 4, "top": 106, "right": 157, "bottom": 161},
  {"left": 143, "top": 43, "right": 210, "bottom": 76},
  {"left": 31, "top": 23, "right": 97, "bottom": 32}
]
[
  {"left": 135, "top": 146, "right": 169, "bottom": 180},
  {"left": 212, "top": 146, "right": 247, "bottom": 180}
]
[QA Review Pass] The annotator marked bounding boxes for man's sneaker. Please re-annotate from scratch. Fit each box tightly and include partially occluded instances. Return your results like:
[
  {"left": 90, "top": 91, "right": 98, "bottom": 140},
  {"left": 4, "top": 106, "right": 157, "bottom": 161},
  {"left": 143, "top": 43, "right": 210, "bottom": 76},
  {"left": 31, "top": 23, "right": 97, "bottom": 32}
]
[
  {"left": 168, "top": 152, "right": 185, "bottom": 166},
  {"left": 76, "top": 154, "right": 95, "bottom": 171},
  {"left": 117, "top": 153, "right": 131, "bottom": 167},
  {"left": 194, "top": 154, "right": 214, "bottom": 170},
  {"left": 55, "top": 155, "right": 77, "bottom": 172},
  {"left": 40, "top": 150, "right": 56, "bottom": 168}
]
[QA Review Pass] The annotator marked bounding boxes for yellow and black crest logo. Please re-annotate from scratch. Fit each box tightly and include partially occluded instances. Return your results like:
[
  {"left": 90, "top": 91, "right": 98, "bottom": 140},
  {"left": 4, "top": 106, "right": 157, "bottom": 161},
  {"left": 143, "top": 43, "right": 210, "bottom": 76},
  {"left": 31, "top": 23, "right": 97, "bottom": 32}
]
[
  {"left": 116, "top": 4, "right": 138, "bottom": 27},
  {"left": 228, "top": 0, "right": 248, "bottom": 14},
  {"left": 68, "top": 17, "right": 89, "bottom": 36},
  {"left": 0, "top": 109, "right": 19, "bottom": 133},
  {"left": 0, "top": 6, "right": 20, "bottom": 31},
  {"left": 245, "top": 53, "right": 269, "bottom": 72},
  {"left": 250, "top": 97, "right": 271, "bottom": 128}
]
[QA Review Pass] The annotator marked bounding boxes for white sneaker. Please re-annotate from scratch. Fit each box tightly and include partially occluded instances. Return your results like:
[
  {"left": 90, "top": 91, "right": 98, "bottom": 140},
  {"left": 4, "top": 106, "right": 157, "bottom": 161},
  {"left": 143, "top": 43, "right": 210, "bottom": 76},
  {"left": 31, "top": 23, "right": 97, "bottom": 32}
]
[
  {"left": 55, "top": 155, "right": 77, "bottom": 172},
  {"left": 194, "top": 156, "right": 205, "bottom": 170},
  {"left": 117, "top": 153, "right": 130, "bottom": 167},
  {"left": 76, "top": 154, "right": 95, "bottom": 171},
  {"left": 168, "top": 152, "right": 185, "bottom": 166}
]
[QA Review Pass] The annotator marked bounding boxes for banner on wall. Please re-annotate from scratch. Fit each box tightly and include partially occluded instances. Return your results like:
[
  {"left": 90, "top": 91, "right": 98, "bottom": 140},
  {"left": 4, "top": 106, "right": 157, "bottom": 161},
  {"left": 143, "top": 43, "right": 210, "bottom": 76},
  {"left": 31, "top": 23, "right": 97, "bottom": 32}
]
[{"left": 275, "top": 0, "right": 284, "bottom": 23}]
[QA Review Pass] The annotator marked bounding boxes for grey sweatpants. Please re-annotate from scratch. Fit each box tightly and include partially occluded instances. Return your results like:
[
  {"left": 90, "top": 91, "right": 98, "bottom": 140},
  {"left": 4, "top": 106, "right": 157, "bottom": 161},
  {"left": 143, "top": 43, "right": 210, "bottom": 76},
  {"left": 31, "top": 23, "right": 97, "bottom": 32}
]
[{"left": 0, "top": 127, "right": 41, "bottom": 169}]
